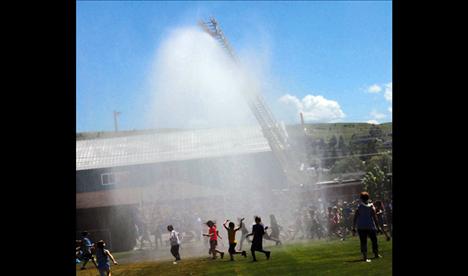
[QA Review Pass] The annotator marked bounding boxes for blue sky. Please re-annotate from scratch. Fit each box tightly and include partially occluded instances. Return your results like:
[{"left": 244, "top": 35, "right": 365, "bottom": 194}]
[{"left": 77, "top": 1, "right": 392, "bottom": 132}]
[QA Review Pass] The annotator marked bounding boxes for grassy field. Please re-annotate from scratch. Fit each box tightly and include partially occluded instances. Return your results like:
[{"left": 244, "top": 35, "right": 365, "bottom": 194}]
[{"left": 76, "top": 236, "right": 392, "bottom": 275}]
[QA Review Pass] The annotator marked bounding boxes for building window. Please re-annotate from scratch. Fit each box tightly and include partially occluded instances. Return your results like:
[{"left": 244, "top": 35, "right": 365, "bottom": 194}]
[
  {"left": 101, "top": 173, "right": 115, "bottom": 185},
  {"left": 101, "top": 171, "right": 129, "bottom": 186}
]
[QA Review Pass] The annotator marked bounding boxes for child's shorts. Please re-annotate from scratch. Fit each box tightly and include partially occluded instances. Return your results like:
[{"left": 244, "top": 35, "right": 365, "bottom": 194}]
[
  {"left": 251, "top": 241, "right": 263, "bottom": 251},
  {"left": 228, "top": 242, "right": 237, "bottom": 254},
  {"left": 210, "top": 239, "right": 217, "bottom": 251}
]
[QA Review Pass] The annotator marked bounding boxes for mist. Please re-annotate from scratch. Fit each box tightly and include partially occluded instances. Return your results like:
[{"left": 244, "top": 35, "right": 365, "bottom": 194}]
[
  {"left": 146, "top": 26, "right": 260, "bottom": 129},
  {"left": 92, "top": 24, "right": 316, "bottom": 262}
]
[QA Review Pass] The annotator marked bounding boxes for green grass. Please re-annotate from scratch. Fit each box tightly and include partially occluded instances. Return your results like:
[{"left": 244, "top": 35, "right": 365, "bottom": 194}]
[{"left": 76, "top": 236, "right": 391, "bottom": 275}]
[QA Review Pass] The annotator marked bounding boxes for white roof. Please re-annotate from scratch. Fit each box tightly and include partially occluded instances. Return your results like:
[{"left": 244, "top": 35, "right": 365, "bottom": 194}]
[{"left": 76, "top": 126, "right": 271, "bottom": 171}]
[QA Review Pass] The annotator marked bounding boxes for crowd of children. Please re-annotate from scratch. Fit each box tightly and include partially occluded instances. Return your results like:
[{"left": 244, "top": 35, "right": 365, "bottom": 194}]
[
  {"left": 76, "top": 191, "right": 391, "bottom": 272},
  {"left": 288, "top": 196, "right": 392, "bottom": 243}
]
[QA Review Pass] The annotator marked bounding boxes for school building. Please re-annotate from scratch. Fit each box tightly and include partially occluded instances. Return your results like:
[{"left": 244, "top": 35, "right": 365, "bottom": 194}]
[
  {"left": 76, "top": 126, "right": 374, "bottom": 251},
  {"left": 76, "top": 126, "right": 287, "bottom": 251}
]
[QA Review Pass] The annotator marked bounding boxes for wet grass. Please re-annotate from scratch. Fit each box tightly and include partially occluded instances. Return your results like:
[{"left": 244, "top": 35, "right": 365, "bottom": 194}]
[{"left": 76, "top": 236, "right": 391, "bottom": 275}]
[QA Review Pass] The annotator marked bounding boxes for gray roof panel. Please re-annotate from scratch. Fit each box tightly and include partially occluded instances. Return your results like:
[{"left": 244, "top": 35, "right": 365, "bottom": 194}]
[{"left": 76, "top": 126, "right": 271, "bottom": 170}]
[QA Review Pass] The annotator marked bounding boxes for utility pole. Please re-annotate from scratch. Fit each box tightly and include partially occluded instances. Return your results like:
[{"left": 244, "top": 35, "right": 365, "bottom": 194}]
[
  {"left": 113, "top": 111, "right": 121, "bottom": 132},
  {"left": 300, "top": 112, "right": 305, "bottom": 132}
]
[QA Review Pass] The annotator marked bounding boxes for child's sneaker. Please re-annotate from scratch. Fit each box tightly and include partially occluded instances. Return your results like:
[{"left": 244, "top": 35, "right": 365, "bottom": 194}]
[
  {"left": 173, "top": 261, "right": 177, "bottom": 264},
  {"left": 374, "top": 254, "right": 382, "bottom": 259},
  {"left": 365, "top": 259, "right": 371, "bottom": 263}
]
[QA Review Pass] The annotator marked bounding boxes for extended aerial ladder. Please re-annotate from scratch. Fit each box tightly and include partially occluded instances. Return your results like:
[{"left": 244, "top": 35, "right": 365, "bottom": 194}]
[{"left": 199, "top": 17, "right": 308, "bottom": 189}]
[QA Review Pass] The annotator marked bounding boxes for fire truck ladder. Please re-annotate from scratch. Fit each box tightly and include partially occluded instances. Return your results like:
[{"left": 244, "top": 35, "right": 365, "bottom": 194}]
[{"left": 199, "top": 17, "right": 307, "bottom": 188}]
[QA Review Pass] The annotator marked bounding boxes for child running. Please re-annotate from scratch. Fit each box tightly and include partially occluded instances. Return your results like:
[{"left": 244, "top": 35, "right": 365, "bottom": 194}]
[
  {"left": 328, "top": 207, "right": 343, "bottom": 239},
  {"left": 203, "top": 220, "right": 224, "bottom": 259},
  {"left": 167, "top": 225, "right": 181, "bottom": 264},
  {"left": 75, "top": 240, "right": 82, "bottom": 264},
  {"left": 238, "top": 217, "right": 251, "bottom": 251},
  {"left": 373, "top": 200, "right": 391, "bottom": 240},
  {"left": 223, "top": 218, "right": 247, "bottom": 261},
  {"left": 79, "top": 231, "right": 98, "bottom": 270},
  {"left": 264, "top": 214, "right": 282, "bottom": 245},
  {"left": 246, "top": 216, "right": 271, "bottom": 262},
  {"left": 95, "top": 240, "right": 118, "bottom": 276}
]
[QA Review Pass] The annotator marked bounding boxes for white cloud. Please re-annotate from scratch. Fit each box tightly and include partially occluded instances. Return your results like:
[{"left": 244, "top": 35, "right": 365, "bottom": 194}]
[
  {"left": 278, "top": 94, "right": 345, "bottom": 123},
  {"left": 367, "top": 120, "right": 379, "bottom": 125},
  {"left": 384, "top": 82, "right": 392, "bottom": 102},
  {"left": 367, "top": 84, "right": 382, "bottom": 94},
  {"left": 370, "top": 109, "right": 386, "bottom": 120},
  {"left": 388, "top": 107, "right": 392, "bottom": 113}
]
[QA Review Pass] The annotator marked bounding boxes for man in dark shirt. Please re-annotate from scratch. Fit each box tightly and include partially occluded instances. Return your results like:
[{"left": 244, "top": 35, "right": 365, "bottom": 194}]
[{"left": 246, "top": 216, "right": 271, "bottom": 262}]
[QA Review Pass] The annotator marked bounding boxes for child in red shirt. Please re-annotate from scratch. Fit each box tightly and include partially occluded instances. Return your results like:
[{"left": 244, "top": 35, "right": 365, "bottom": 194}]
[{"left": 203, "top": 220, "right": 224, "bottom": 259}]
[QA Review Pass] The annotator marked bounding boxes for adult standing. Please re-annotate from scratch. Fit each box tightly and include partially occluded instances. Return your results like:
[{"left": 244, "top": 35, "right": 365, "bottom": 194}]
[{"left": 352, "top": 192, "right": 390, "bottom": 262}]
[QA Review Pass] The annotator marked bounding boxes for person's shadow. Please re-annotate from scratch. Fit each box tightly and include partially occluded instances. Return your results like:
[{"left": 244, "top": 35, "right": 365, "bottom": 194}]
[{"left": 345, "top": 259, "right": 364, "bottom": 263}]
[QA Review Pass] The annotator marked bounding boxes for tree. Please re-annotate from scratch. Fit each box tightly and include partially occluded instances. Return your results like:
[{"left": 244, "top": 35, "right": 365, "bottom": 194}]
[
  {"left": 330, "top": 156, "right": 365, "bottom": 174},
  {"left": 328, "top": 135, "right": 337, "bottom": 149},
  {"left": 323, "top": 148, "right": 333, "bottom": 168},
  {"left": 338, "top": 135, "right": 347, "bottom": 156},
  {"left": 317, "top": 138, "right": 326, "bottom": 151},
  {"left": 362, "top": 166, "right": 391, "bottom": 201},
  {"left": 349, "top": 134, "right": 360, "bottom": 155},
  {"left": 307, "top": 136, "right": 317, "bottom": 157},
  {"left": 369, "top": 125, "right": 383, "bottom": 138},
  {"left": 311, "top": 142, "right": 317, "bottom": 156},
  {"left": 326, "top": 149, "right": 338, "bottom": 168},
  {"left": 365, "top": 152, "right": 392, "bottom": 174},
  {"left": 362, "top": 138, "right": 378, "bottom": 160},
  {"left": 325, "top": 135, "right": 338, "bottom": 168}
]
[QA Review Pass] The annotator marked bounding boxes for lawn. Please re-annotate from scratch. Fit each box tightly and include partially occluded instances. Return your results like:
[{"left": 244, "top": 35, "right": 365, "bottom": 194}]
[{"left": 76, "top": 236, "right": 392, "bottom": 275}]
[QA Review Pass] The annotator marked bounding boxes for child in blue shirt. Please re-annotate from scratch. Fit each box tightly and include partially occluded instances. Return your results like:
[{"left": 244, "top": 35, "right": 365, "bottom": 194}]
[
  {"left": 95, "top": 240, "right": 118, "bottom": 276},
  {"left": 80, "top": 231, "right": 98, "bottom": 270}
]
